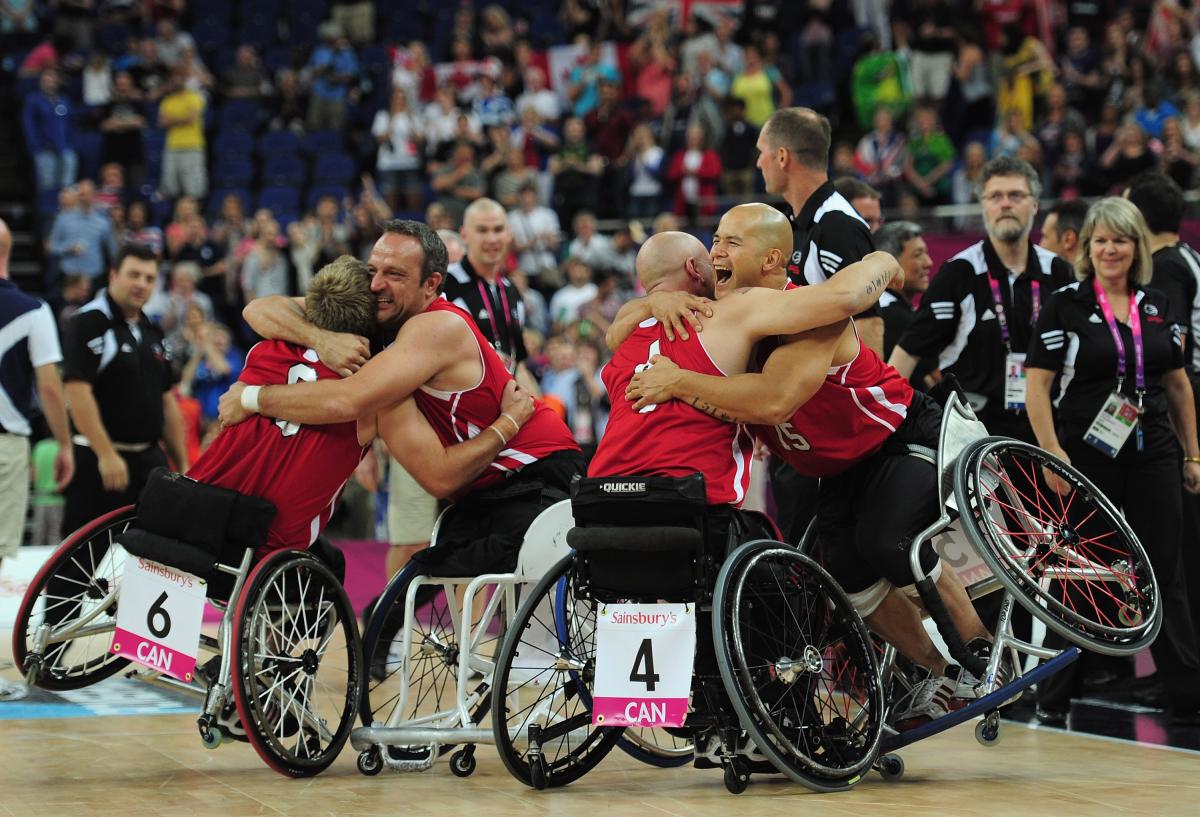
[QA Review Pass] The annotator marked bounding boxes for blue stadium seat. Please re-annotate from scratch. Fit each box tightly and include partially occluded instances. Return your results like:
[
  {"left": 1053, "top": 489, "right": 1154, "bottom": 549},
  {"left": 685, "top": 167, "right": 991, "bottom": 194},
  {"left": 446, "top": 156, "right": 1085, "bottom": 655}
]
[
  {"left": 213, "top": 130, "right": 255, "bottom": 160},
  {"left": 306, "top": 185, "right": 348, "bottom": 210},
  {"left": 257, "top": 129, "right": 301, "bottom": 158},
  {"left": 263, "top": 45, "right": 295, "bottom": 73},
  {"left": 218, "top": 99, "right": 262, "bottom": 134},
  {"left": 191, "top": 19, "right": 228, "bottom": 53},
  {"left": 302, "top": 130, "right": 344, "bottom": 156},
  {"left": 70, "top": 131, "right": 104, "bottom": 180},
  {"left": 95, "top": 22, "right": 131, "bottom": 55},
  {"left": 262, "top": 155, "right": 306, "bottom": 187},
  {"left": 212, "top": 156, "right": 255, "bottom": 188},
  {"left": 257, "top": 186, "right": 301, "bottom": 217},
  {"left": 236, "top": 20, "right": 277, "bottom": 50},
  {"left": 311, "top": 152, "right": 357, "bottom": 186}
]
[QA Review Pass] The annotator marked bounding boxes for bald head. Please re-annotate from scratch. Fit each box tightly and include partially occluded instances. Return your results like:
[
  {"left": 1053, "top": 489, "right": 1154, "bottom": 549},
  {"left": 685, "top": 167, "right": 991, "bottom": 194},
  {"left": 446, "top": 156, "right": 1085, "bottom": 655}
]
[
  {"left": 723, "top": 203, "right": 792, "bottom": 257},
  {"left": 462, "top": 197, "right": 506, "bottom": 226},
  {"left": 0, "top": 218, "right": 10, "bottom": 279},
  {"left": 636, "top": 231, "right": 715, "bottom": 297}
]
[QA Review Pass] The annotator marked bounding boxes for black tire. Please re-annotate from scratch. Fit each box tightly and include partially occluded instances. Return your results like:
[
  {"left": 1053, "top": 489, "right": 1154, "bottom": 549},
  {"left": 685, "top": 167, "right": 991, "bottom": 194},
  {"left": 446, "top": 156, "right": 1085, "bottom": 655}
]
[
  {"left": 358, "top": 564, "right": 499, "bottom": 760},
  {"left": 713, "top": 541, "right": 884, "bottom": 792},
  {"left": 954, "top": 437, "right": 1161, "bottom": 655},
  {"left": 12, "top": 505, "right": 136, "bottom": 690},
  {"left": 491, "top": 554, "right": 624, "bottom": 788},
  {"left": 230, "top": 550, "right": 362, "bottom": 778},
  {"left": 615, "top": 727, "right": 694, "bottom": 767}
]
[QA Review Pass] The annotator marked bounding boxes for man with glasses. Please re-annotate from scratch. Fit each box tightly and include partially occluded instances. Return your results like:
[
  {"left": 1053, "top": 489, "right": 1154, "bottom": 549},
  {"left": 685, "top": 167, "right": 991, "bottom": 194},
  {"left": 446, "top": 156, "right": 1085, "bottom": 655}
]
[{"left": 887, "top": 157, "right": 1072, "bottom": 442}]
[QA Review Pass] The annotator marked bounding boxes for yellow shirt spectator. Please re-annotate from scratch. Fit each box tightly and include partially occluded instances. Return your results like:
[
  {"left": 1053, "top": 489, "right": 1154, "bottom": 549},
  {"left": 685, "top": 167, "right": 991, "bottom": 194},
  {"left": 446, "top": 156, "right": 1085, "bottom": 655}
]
[{"left": 159, "top": 88, "right": 206, "bottom": 151}]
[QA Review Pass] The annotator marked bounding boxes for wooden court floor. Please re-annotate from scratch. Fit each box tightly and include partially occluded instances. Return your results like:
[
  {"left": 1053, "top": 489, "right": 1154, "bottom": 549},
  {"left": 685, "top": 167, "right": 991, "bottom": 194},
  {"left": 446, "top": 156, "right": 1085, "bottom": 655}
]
[{"left": 1, "top": 710, "right": 1196, "bottom": 817}]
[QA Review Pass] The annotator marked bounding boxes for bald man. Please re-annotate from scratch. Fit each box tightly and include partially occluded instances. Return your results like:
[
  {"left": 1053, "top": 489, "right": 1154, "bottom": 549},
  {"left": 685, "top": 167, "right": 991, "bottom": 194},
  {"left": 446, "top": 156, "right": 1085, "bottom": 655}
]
[
  {"left": 589, "top": 225, "right": 900, "bottom": 506},
  {"left": 624, "top": 203, "right": 1000, "bottom": 727}
]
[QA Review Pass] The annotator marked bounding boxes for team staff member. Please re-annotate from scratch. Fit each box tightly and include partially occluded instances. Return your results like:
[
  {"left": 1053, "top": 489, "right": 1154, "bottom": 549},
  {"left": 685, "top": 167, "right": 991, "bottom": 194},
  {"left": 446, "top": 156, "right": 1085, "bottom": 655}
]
[
  {"left": 889, "top": 157, "right": 1072, "bottom": 443},
  {"left": 757, "top": 107, "right": 881, "bottom": 543},
  {"left": 1039, "top": 199, "right": 1088, "bottom": 264},
  {"left": 1026, "top": 197, "right": 1200, "bottom": 726},
  {"left": 62, "top": 243, "right": 187, "bottom": 536},
  {"left": 875, "top": 221, "right": 934, "bottom": 386}
]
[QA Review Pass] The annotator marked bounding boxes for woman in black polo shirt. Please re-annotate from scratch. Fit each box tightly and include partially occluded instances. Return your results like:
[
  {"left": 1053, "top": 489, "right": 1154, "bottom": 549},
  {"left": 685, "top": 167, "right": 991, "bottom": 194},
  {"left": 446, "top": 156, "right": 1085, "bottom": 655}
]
[{"left": 1026, "top": 196, "right": 1200, "bottom": 725}]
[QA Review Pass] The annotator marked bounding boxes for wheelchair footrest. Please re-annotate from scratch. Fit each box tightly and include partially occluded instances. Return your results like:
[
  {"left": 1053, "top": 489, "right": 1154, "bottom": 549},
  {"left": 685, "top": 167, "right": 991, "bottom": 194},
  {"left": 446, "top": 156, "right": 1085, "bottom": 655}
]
[{"left": 879, "top": 647, "right": 1080, "bottom": 754}]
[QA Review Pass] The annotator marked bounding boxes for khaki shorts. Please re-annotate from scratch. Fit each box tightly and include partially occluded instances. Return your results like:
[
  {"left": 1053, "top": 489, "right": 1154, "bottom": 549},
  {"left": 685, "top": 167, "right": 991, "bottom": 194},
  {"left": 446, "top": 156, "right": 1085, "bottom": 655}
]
[
  {"left": 387, "top": 459, "right": 437, "bottom": 546},
  {"left": 0, "top": 434, "right": 31, "bottom": 558}
]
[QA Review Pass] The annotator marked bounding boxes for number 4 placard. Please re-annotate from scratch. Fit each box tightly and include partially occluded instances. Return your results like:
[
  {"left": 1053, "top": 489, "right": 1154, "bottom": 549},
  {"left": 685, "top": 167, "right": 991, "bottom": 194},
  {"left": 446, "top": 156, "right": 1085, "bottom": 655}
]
[
  {"left": 110, "top": 557, "right": 207, "bottom": 682},
  {"left": 593, "top": 603, "right": 695, "bottom": 727}
]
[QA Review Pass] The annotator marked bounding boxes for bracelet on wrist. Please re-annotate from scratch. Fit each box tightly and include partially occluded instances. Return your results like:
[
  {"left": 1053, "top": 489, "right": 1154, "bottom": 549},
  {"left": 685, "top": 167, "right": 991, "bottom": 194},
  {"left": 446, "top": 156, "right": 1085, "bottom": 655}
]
[
  {"left": 241, "top": 385, "right": 262, "bottom": 414},
  {"left": 500, "top": 412, "right": 521, "bottom": 435},
  {"left": 488, "top": 424, "right": 508, "bottom": 447},
  {"left": 1186, "top": 455, "right": 1200, "bottom": 464}
]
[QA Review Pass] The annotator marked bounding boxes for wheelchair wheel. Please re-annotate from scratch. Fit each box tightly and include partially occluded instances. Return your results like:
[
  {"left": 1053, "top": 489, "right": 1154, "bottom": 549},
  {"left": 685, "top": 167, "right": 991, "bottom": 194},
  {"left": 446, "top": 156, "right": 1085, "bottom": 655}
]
[
  {"left": 616, "top": 727, "right": 693, "bottom": 767},
  {"left": 955, "top": 437, "right": 1161, "bottom": 655},
  {"left": 12, "top": 505, "right": 135, "bottom": 690},
  {"left": 230, "top": 549, "right": 362, "bottom": 778},
  {"left": 713, "top": 541, "right": 884, "bottom": 791},
  {"left": 358, "top": 564, "right": 500, "bottom": 756},
  {"left": 491, "top": 554, "right": 624, "bottom": 788}
]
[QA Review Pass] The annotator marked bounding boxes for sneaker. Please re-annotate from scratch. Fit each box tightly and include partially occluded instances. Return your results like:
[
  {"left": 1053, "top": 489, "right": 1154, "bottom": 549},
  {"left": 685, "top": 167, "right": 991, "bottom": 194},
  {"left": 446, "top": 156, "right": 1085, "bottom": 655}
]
[
  {"left": 0, "top": 677, "right": 29, "bottom": 702},
  {"left": 892, "top": 666, "right": 962, "bottom": 728},
  {"left": 956, "top": 639, "right": 1018, "bottom": 700}
]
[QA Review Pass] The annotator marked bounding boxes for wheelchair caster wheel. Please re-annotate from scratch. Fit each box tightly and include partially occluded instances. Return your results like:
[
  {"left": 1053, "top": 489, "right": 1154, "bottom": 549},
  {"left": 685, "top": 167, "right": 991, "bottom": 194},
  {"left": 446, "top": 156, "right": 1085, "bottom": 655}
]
[
  {"left": 723, "top": 763, "right": 749, "bottom": 794},
  {"left": 878, "top": 754, "right": 904, "bottom": 781},
  {"left": 357, "top": 748, "right": 384, "bottom": 776},
  {"left": 529, "top": 757, "right": 549, "bottom": 790},
  {"left": 450, "top": 748, "right": 477, "bottom": 778},
  {"left": 975, "top": 717, "right": 1002, "bottom": 746},
  {"left": 23, "top": 655, "right": 42, "bottom": 687},
  {"left": 199, "top": 727, "right": 222, "bottom": 750}
]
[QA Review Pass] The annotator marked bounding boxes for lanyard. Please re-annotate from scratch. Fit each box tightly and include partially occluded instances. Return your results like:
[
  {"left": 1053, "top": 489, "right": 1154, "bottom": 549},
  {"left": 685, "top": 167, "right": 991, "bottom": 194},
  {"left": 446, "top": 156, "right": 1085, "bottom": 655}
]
[
  {"left": 987, "top": 275, "right": 1039, "bottom": 350},
  {"left": 477, "top": 277, "right": 517, "bottom": 356},
  {"left": 1092, "top": 277, "right": 1145, "bottom": 394}
]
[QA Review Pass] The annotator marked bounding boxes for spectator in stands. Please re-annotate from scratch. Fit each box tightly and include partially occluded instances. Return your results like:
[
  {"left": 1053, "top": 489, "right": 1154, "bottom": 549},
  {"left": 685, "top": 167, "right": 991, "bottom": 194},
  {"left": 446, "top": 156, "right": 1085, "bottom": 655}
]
[
  {"left": 620, "top": 123, "right": 664, "bottom": 220},
  {"left": 997, "top": 23, "right": 1055, "bottom": 131},
  {"left": 222, "top": 45, "right": 269, "bottom": 101},
  {"left": 0, "top": 0, "right": 38, "bottom": 38},
  {"left": 423, "top": 85, "right": 464, "bottom": 158},
  {"left": 306, "top": 195, "right": 351, "bottom": 269},
  {"left": 991, "top": 108, "right": 1039, "bottom": 161},
  {"left": 540, "top": 335, "right": 606, "bottom": 457},
  {"left": 158, "top": 70, "right": 207, "bottom": 199},
  {"left": 181, "top": 321, "right": 243, "bottom": 426},
  {"left": 1169, "top": 50, "right": 1200, "bottom": 102},
  {"left": 83, "top": 50, "right": 113, "bottom": 109},
  {"left": 834, "top": 177, "right": 884, "bottom": 233},
  {"left": 49, "top": 181, "right": 115, "bottom": 287},
  {"left": 850, "top": 32, "right": 911, "bottom": 132},
  {"left": 22, "top": 70, "right": 77, "bottom": 195},
  {"left": 158, "top": 261, "right": 214, "bottom": 339},
  {"left": 479, "top": 125, "right": 514, "bottom": 191},
  {"left": 152, "top": 18, "right": 194, "bottom": 69},
  {"left": 904, "top": 103, "right": 956, "bottom": 206},
  {"left": 98, "top": 71, "right": 145, "bottom": 185},
  {"left": 1052, "top": 129, "right": 1095, "bottom": 198},
  {"left": 549, "top": 257, "right": 598, "bottom": 333},
  {"left": 854, "top": 107, "right": 906, "bottom": 207},
  {"left": 269, "top": 68, "right": 307, "bottom": 133},
  {"left": 510, "top": 267, "right": 548, "bottom": 336},
  {"left": 472, "top": 73, "right": 515, "bottom": 128},
  {"left": 241, "top": 217, "right": 289, "bottom": 301},
  {"left": 566, "top": 211, "right": 617, "bottom": 274},
  {"left": 508, "top": 182, "right": 562, "bottom": 290},
  {"left": 124, "top": 200, "right": 163, "bottom": 257},
  {"left": 659, "top": 71, "right": 724, "bottom": 157},
  {"left": 566, "top": 35, "right": 620, "bottom": 118},
  {"left": 629, "top": 30, "right": 676, "bottom": 118},
  {"left": 510, "top": 103, "right": 560, "bottom": 170},
  {"left": 372, "top": 87, "right": 425, "bottom": 213},
  {"left": 493, "top": 146, "right": 538, "bottom": 209},
  {"left": 1161, "top": 117, "right": 1200, "bottom": 189},
  {"left": 578, "top": 267, "right": 624, "bottom": 339},
  {"left": 1060, "top": 26, "right": 1105, "bottom": 119},
  {"left": 95, "top": 162, "right": 126, "bottom": 209},
  {"left": 904, "top": 0, "right": 957, "bottom": 101},
  {"left": 1100, "top": 123, "right": 1158, "bottom": 193},
  {"left": 165, "top": 196, "right": 200, "bottom": 255},
  {"left": 432, "top": 141, "right": 486, "bottom": 227},
  {"left": 666, "top": 125, "right": 722, "bottom": 222},
  {"left": 944, "top": 30, "right": 994, "bottom": 146},
  {"left": 330, "top": 0, "right": 375, "bottom": 45},
  {"left": 950, "top": 141, "right": 987, "bottom": 229},
  {"left": 516, "top": 66, "right": 560, "bottom": 122},
  {"left": 719, "top": 98, "right": 758, "bottom": 199},
  {"left": 307, "top": 23, "right": 360, "bottom": 132},
  {"left": 731, "top": 44, "right": 790, "bottom": 129},
  {"left": 52, "top": 0, "right": 94, "bottom": 51},
  {"left": 1036, "top": 84, "right": 1087, "bottom": 170},
  {"left": 1135, "top": 84, "right": 1182, "bottom": 140},
  {"left": 550, "top": 116, "right": 603, "bottom": 228}
]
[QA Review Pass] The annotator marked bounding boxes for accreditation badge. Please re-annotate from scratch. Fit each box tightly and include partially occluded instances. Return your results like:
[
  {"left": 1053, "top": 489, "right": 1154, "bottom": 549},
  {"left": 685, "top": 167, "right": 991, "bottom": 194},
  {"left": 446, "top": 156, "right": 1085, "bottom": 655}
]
[
  {"left": 1083, "top": 392, "right": 1140, "bottom": 458},
  {"left": 1004, "top": 352, "right": 1028, "bottom": 411}
]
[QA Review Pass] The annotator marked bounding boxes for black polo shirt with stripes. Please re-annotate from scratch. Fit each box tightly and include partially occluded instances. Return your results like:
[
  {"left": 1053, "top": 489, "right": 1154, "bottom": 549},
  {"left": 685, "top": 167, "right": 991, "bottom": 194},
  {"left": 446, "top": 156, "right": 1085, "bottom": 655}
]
[
  {"left": 896, "top": 238, "right": 1073, "bottom": 413},
  {"left": 1149, "top": 242, "right": 1200, "bottom": 373}
]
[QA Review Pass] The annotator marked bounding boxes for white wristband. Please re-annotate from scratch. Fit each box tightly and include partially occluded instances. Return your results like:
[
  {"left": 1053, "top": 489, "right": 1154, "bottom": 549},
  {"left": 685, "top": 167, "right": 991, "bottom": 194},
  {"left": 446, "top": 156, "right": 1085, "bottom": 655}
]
[{"left": 241, "top": 385, "right": 262, "bottom": 414}]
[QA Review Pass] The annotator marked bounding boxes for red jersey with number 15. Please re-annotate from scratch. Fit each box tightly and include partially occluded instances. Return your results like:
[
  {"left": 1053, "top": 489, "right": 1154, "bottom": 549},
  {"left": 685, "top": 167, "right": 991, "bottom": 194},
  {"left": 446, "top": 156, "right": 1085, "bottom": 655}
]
[
  {"left": 187, "top": 340, "right": 368, "bottom": 557},
  {"left": 412, "top": 297, "right": 579, "bottom": 499},
  {"left": 753, "top": 321, "right": 913, "bottom": 477},
  {"left": 589, "top": 318, "right": 754, "bottom": 506}
]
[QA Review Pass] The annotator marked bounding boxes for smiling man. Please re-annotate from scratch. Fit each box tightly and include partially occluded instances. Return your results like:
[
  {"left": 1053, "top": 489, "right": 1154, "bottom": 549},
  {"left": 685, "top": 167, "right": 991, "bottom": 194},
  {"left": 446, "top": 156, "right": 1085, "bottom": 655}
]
[{"left": 887, "top": 157, "right": 1073, "bottom": 442}]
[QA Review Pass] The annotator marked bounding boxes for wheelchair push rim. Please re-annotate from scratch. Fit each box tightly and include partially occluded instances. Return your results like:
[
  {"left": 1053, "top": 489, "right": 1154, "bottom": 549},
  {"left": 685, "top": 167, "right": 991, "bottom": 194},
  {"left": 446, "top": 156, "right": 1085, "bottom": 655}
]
[
  {"left": 954, "top": 437, "right": 1161, "bottom": 655},
  {"left": 713, "top": 540, "right": 885, "bottom": 791},
  {"left": 231, "top": 549, "right": 363, "bottom": 778},
  {"left": 491, "top": 553, "right": 624, "bottom": 788},
  {"left": 12, "top": 505, "right": 136, "bottom": 690}
]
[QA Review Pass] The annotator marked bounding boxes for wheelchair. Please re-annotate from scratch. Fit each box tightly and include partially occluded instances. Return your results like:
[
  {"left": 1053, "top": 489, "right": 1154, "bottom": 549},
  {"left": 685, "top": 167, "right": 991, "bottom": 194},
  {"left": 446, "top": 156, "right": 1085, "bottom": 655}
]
[
  {"left": 350, "top": 499, "right": 694, "bottom": 776},
  {"left": 11, "top": 474, "right": 363, "bottom": 779},
  {"left": 801, "top": 390, "right": 1162, "bottom": 779},
  {"left": 486, "top": 391, "right": 1162, "bottom": 795}
]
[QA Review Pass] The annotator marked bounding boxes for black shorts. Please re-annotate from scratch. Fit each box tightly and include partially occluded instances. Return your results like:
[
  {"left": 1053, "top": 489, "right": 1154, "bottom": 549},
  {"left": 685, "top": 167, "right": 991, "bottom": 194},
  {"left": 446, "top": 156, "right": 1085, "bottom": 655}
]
[{"left": 816, "top": 392, "right": 942, "bottom": 594}]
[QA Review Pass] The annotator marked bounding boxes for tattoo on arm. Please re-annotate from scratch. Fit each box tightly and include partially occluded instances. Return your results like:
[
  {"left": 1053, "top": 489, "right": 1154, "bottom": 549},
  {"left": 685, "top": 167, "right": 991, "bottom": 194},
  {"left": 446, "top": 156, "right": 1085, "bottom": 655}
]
[
  {"left": 688, "top": 395, "right": 740, "bottom": 423},
  {"left": 864, "top": 268, "right": 891, "bottom": 296}
]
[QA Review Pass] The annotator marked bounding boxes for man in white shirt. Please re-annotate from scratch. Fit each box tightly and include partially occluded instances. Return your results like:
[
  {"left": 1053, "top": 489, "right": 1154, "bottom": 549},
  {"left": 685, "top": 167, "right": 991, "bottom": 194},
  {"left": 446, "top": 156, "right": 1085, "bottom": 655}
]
[
  {"left": 548, "top": 257, "right": 598, "bottom": 332},
  {"left": 507, "top": 183, "right": 561, "bottom": 288}
]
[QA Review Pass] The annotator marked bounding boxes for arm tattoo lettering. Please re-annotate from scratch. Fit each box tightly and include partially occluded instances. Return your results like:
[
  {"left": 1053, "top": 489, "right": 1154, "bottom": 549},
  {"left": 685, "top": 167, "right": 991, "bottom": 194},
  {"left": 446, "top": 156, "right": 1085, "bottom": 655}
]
[
  {"left": 688, "top": 395, "right": 740, "bottom": 423},
  {"left": 864, "top": 268, "right": 890, "bottom": 296}
]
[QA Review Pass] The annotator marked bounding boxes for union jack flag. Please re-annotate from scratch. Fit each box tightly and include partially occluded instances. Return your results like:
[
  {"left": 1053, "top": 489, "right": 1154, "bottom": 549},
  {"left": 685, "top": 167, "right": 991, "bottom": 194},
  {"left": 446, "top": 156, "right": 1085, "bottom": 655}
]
[{"left": 627, "top": 0, "right": 743, "bottom": 28}]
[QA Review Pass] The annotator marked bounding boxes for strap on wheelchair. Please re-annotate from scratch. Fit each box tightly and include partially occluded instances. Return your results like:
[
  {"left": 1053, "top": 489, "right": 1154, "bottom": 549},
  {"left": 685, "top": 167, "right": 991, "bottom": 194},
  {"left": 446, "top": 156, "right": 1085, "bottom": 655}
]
[
  {"left": 914, "top": 576, "right": 987, "bottom": 677},
  {"left": 567, "top": 526, "right": 704, "bottom": 553}
]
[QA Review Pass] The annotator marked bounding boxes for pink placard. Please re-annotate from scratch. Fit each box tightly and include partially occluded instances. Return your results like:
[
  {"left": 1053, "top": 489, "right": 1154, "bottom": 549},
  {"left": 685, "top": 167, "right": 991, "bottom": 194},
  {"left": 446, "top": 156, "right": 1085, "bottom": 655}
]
[
  {"left": 592, "top": 696, "right": 689, "bottom": 728},
  {"left": 110, "top": 627, "right": 198, "bottom": 683}
]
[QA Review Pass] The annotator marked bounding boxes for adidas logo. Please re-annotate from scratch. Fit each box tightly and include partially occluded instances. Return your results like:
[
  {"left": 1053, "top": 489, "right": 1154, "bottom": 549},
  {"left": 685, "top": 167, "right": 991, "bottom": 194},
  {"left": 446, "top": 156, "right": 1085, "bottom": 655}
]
[
  {"left": 930, "top": 301, "right": 955, "bottom": 321},
  {"left": 981, "top": 309, "right": 996, "bottom": 321},
  {"left": 1089, "top": 313, "right": 1103, "bottom": 323}
]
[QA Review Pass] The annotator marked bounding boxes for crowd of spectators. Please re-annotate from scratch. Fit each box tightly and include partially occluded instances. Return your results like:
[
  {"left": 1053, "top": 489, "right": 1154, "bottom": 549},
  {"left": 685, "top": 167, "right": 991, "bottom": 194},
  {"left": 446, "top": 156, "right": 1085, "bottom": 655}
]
[{"left": 9, "top": 0, "right": 1200, "bottom": 463}]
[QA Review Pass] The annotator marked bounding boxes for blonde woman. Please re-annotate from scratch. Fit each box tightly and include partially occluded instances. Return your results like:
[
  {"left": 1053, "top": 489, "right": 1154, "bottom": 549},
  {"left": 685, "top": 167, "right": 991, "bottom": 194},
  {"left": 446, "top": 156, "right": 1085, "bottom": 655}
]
[{"left": 1025, "top": 197, "right": 1200, "bottom": 726}]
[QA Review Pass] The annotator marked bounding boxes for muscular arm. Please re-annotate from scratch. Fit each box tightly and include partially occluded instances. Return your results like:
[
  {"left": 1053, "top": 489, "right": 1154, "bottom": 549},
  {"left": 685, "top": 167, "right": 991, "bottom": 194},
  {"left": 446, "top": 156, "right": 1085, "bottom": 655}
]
[
  {"left": 242, "top": 295, "right": 369, "bottom": 377},
  {"left": 629, "top": 322, "right": 848, "bottom": 425},
  {"left": 161, "top": 391, "right": 189, "bottom": 472},
  {"left": 34, "top": 363, "right": 74, "bottom": 489}
]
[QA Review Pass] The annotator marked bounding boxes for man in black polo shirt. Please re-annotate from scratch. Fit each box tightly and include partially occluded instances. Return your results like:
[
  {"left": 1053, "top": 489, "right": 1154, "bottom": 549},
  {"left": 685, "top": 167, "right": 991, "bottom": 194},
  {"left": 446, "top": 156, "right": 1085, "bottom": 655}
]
[
  {"left": 756, "top": 106, "right": 882, "bottom": 543},
  {"left": 889, "top": 157, "right": 1073, "bottom": 442},
  {"left": 61, "top": 243, "right": 187, "bottom": 535},
  {"left": 875, "top": 220, "right": 934, "bottom": 386}
]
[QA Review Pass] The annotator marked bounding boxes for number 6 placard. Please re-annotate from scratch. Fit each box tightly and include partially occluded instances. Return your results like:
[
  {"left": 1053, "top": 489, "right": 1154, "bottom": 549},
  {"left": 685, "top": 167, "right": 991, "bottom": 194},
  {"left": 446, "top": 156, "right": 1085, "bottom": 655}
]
[
  {"left": 110, "top": 557, "right": 207, "bottom": 682},
  {"left": 592, "top": 603, "right": 695, "bottom": 727}
]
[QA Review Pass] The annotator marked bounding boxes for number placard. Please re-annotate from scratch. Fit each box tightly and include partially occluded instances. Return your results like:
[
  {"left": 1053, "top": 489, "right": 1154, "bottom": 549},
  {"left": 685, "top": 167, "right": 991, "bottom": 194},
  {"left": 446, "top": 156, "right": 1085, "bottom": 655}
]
[
  {"left": 109, "top": 557, "right": 206, "bottom": 682},
  {"left": 592, "top": 603, "right": 695, "bottom": 727}
]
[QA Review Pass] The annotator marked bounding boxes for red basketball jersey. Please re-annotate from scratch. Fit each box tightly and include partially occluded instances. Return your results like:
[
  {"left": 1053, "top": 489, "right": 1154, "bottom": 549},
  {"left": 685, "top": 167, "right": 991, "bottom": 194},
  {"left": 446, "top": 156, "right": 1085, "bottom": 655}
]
[
  {"left": 187, "top": 340, "right": 368, "bottom": 556},
  {"left": 589, "top": 318, "right": 754, "bottom": 506},
  {"left": 753, "top": 327, "right": 913, "bottom": 477},
  {"left": 412, "top": 298, "right": 579, "bottom": 498}
]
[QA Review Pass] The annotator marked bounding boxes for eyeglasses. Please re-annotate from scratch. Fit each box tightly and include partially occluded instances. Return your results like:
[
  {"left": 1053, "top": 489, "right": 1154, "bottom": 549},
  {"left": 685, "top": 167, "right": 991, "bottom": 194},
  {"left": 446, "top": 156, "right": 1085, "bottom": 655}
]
[{"left": 982, "top": 191, "right": 1033, "bottom": 204}]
